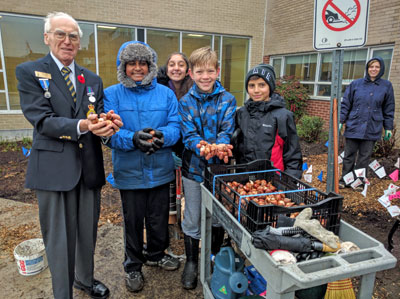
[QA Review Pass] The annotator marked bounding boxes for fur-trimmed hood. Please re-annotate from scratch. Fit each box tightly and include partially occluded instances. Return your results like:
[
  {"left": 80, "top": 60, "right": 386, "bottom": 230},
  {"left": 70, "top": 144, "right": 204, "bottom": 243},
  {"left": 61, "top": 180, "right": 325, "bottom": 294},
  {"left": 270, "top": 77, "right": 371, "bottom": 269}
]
[{"left": 116, "top": 41, "right": 158, "bottom": 88}]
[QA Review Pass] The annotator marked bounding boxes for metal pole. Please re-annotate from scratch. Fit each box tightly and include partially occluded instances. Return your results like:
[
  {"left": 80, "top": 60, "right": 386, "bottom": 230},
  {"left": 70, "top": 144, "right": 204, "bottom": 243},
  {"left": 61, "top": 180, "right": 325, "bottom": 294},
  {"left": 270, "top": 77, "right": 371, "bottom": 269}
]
[{"left": 326, "top": 49, "right": 344, "bottom": 193}]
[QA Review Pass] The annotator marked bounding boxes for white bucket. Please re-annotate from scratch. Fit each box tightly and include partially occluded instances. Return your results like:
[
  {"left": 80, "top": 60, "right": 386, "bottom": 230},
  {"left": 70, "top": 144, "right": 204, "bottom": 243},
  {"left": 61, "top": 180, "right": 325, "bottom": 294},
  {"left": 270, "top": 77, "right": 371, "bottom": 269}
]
[{"left": 13, "top": 238, "right": 48, "bottom": 276}]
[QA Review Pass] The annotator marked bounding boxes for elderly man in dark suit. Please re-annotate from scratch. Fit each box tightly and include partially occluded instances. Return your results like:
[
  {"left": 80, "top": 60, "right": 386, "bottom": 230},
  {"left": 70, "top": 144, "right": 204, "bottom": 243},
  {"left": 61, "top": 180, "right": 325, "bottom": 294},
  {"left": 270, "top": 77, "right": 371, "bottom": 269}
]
[{"left": 15, "top": 12, "right": 122, "bottom": 299}]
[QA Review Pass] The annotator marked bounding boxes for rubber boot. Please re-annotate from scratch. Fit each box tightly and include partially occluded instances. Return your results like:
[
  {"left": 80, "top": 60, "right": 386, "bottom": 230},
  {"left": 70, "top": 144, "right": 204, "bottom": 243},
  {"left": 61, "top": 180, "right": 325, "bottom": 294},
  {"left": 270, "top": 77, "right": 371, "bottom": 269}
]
[
  {"left": 181, "top": 234, "right": 199, "bottom": 289},
  {"left": 211, "top": 226, "right": 226, "bottom": 255}
]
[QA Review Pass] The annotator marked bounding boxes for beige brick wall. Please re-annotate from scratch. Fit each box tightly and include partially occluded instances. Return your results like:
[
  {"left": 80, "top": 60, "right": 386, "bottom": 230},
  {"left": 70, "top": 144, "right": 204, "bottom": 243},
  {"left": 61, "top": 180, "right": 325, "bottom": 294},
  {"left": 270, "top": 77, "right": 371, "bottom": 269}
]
[
  {"left": 265, "top": 0, "right": 400, "bottom": 145},
  {"left": 1, "top": 0, "right": 267, "bottom": 136},
  {"left": 0, "top": 114, "right": 31, "bottom": 130}
]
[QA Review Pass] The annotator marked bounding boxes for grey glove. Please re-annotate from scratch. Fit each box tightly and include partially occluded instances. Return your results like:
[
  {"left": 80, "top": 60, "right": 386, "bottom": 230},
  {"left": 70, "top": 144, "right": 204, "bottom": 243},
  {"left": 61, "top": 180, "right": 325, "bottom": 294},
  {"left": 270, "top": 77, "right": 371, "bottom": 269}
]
[{"left": 133, "top": 129, "right": 153, "bottom": 152}]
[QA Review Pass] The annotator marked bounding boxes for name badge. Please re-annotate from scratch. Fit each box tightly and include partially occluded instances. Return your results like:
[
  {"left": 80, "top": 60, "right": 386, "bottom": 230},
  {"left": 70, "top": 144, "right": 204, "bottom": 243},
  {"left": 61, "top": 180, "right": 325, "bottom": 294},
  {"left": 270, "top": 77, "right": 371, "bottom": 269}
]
[{"left": 35, "top": 71, "right": 52, "bottom": 79}]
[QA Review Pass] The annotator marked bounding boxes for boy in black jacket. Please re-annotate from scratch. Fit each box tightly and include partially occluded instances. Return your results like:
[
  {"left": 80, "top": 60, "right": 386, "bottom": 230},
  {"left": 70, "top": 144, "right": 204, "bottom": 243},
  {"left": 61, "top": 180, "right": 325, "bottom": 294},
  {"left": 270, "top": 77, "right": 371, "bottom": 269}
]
[{"left": 233, "top": 64, "right": 303, "bottom": 178}]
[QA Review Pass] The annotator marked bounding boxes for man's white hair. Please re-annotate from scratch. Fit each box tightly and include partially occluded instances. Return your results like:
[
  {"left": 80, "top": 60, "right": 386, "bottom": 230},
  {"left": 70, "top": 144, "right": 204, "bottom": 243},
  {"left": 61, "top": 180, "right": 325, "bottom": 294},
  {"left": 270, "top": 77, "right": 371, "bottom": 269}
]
[{"left": 44, "top": 12, "right": 83, "bottom": 37}]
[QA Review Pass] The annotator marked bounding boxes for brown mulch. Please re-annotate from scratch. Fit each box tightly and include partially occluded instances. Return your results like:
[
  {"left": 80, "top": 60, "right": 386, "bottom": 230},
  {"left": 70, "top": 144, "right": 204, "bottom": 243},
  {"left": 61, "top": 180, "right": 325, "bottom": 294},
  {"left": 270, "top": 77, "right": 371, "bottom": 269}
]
[{"left": 0, "top": 223, "right": 39, "bottom": 258}]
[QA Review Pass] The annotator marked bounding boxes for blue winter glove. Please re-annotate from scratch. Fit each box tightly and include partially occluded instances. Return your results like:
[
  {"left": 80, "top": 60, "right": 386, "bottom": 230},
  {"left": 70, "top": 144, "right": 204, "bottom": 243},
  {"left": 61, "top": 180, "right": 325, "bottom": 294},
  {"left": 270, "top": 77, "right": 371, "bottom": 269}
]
[
  {"left": 384, "top": 130, "right": 393, "bottom": 141},
  {"left": 172, "top": 152, "right": 182, "bottom": 169}
]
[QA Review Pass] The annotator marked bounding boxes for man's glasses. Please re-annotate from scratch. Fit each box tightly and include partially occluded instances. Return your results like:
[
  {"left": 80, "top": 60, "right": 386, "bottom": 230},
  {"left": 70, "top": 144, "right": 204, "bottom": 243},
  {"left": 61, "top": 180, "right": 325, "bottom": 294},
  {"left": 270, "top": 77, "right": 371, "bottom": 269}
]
[{"left": 48, "top": 30, "right": 80, "bottom": 42}]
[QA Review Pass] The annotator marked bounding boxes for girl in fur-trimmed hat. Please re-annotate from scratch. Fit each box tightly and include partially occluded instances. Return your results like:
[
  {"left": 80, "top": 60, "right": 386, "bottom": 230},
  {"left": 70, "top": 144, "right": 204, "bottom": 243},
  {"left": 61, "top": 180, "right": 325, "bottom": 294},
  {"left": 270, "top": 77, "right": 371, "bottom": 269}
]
[{"left": 103, "top": 41, "right": 181, "bottom": 292}]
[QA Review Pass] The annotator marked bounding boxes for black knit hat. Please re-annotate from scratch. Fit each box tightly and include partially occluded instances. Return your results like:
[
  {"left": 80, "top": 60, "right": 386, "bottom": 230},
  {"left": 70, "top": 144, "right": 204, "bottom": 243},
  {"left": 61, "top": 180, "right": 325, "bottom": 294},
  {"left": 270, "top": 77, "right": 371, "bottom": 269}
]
[{"left": 245, "top": 64, "right": 276, "bottom": 93}]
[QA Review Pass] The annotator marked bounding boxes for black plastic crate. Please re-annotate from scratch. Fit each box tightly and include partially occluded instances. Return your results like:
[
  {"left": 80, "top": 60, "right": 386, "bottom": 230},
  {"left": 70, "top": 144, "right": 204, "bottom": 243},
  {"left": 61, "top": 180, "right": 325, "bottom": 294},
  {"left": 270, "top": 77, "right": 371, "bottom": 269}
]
[
  {"left": 213, "top": 170, "right": 343, "bottom": 235},
  {"left": 204, "top": 159, "right": 273, "bottom": 193}
]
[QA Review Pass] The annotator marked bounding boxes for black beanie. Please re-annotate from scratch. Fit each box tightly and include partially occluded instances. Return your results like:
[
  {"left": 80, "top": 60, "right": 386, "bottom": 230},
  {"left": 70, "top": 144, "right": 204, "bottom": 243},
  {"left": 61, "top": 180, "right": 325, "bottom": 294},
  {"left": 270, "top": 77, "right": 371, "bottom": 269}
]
[{"left": 245, "top": 64, "right": 276, "bottom": 93}]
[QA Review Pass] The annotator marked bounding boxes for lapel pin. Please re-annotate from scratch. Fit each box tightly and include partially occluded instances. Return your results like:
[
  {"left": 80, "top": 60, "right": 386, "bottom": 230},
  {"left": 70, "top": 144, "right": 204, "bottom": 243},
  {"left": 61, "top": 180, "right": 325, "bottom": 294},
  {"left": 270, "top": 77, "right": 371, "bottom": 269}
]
[{"left": 78, "top": 74, "right": 85, "bottom": 84}]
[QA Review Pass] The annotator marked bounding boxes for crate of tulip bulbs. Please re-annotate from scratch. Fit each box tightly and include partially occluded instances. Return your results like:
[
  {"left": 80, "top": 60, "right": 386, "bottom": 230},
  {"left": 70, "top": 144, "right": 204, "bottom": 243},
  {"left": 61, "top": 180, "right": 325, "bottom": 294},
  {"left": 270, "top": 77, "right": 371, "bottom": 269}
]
[{"left": 205, "top": 160, "right": 343, "bottom": 234}]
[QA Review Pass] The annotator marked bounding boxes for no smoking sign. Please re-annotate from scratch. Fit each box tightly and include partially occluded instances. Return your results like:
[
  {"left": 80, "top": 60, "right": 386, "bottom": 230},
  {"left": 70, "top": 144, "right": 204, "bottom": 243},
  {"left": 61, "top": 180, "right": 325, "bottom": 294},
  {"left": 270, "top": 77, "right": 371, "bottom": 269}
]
[{"left": 314, "top": 0, "right": 370, "bottom": 50}]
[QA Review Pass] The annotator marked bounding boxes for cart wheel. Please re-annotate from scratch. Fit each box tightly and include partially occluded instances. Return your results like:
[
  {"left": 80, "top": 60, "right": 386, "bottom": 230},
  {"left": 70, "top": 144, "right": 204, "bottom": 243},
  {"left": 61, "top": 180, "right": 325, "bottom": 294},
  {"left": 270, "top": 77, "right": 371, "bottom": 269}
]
[{"left": 387, "top": 219, "right": 400, "bottom": 252}]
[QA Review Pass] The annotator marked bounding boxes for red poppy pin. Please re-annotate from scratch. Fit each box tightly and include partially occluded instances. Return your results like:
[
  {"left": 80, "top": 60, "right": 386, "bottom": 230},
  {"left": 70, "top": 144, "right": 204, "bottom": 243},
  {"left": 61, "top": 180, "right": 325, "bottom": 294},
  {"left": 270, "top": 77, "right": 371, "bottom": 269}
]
[{"left": 77, "top": 74, "right": 85, "bottom": 84}]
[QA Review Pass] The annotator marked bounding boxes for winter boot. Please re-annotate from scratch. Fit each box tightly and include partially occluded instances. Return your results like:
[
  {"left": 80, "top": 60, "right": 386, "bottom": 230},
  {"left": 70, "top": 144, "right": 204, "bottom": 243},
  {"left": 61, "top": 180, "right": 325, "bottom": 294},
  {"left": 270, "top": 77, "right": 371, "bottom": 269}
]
[
  {"left": 211, "top": 226, "right": 226, "bottom": 255},
  {"left": 181, "top": 234, "right": 199, "bottom": 289}
]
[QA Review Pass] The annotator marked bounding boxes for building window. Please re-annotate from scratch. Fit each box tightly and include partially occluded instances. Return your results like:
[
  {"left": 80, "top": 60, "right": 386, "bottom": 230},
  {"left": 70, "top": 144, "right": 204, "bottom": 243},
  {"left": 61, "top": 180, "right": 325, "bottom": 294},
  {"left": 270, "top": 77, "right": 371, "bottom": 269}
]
[
  {"left": 272, "top": 58, "right": 282, "bottom": 78},
  {"left": 371, "top": 48, "right": 393, "bottom": 80},
  {"left": 342, "top": 49, "right": 367, "bottom": 84},
  {"left": 319, "top": 52, "right": 332, "bottom": 82},
  {"left": 97, "top": 25, "right": 135, "bottom": 88},
  {"left": 0, "top": 15, "right": 48, "bottom": 110},
  {"left": 271, "top": 46, "right": 394, "bottom": 99},
  {"left": 75, "top": 23, "right": 96, "bottom": 74},
  {"left": 0, "top": 42, "right": 5, "bottom": 110},
  {"left": 146, "top": 29, "right": 179, "bottom": 66},
  {"left": 285, "top": 54, "right": 317, "bottom": 81},
  {"left": 214, "top": 35, "right": 221, "bottom": 60},
  {"left": 221, "top": 37, "right": 249, "bottom": 106},
  {"left": 182, "top": 33, "right": 212, "bottom": 58}
]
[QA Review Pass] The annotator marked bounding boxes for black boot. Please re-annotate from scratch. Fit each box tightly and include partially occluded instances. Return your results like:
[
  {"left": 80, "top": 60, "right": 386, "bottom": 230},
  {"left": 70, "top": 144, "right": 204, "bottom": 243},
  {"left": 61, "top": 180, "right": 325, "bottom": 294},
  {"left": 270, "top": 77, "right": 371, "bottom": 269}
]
[
  {"left": 211, "top": 226, "right": 226, "bottom": 255},
  {"left": 181, "top": 234, "right": 199, "bottom": 289}
]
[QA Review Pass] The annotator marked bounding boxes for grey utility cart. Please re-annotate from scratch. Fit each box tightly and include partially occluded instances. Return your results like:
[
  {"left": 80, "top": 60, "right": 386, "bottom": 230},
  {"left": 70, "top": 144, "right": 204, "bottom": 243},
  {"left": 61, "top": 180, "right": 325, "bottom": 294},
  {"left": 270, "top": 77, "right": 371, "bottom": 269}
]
[{"left": 200, "top": 184, "right": 397, "bottom": 299}]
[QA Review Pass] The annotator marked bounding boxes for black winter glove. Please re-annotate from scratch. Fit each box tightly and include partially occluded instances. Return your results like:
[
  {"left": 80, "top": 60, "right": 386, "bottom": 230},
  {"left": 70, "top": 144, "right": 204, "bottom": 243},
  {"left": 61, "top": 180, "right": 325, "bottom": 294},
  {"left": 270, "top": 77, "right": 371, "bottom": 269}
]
[
  {"left": 133, "top": 129, "right": 153, "bottom": 152},
  {"left": 152, "top": 130, "right": 164, "bottom": 150},
  {"left": 145, "top": 129, "right": 165, "bottom": 155},
  {"left": 143, "top": 128, "right": 164, "bottom": 155}
]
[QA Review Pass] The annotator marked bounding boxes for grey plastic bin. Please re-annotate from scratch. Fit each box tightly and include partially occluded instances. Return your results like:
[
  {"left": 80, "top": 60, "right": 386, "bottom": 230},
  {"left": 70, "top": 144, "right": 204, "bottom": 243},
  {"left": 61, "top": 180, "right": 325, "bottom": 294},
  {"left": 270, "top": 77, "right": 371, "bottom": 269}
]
[{"left": 200, "top": 184, "right": 397, "bottom": 299}]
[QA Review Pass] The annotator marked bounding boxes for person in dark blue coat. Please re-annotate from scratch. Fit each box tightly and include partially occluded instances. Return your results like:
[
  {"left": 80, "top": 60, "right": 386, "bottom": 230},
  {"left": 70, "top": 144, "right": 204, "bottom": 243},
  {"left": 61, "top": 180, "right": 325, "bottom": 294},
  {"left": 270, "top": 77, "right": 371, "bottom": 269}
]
[{"left": 339, "top": 57, "right": 395, "bottom": 190}]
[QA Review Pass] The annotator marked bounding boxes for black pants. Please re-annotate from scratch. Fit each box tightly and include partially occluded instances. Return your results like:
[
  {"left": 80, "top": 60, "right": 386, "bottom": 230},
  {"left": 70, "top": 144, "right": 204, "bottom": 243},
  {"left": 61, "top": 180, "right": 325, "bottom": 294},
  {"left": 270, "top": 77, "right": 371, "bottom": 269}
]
[
  {"left": 341, "top": 138, "right": 375, "bottom": 182},
  {"left": 120, "top": 182, "right": 170, "bottom": 272}
]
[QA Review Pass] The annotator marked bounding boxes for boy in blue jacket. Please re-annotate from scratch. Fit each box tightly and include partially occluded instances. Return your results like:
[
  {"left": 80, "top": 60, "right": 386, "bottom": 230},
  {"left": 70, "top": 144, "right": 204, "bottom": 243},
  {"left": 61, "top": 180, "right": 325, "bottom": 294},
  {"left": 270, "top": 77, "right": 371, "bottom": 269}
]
[
  {"left": 104, "top": 41, "right": 180, "bottom": 292},
  {"left": 178, "top": 46, "right": 237, "bottom": 289}
]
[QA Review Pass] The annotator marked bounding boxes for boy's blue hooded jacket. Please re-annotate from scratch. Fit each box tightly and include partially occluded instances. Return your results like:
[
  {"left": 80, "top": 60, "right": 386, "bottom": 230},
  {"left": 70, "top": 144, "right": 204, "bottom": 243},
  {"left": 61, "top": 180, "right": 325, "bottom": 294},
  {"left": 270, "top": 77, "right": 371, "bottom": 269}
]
[
  {"left": 340, "top": 56, "right": 395, "bottom": 141},
  {"left": 104, "top": 41, "right": 180, "bottom": 189},
  {"left": 179, "top": 81, "right": 236, "bottom": 182}
]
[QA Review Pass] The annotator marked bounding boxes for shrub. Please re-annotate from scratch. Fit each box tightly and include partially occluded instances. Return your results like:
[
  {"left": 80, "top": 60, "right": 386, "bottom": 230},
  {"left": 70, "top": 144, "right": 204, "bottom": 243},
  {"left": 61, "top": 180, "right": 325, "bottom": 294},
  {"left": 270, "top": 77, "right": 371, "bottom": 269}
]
[
  {"left": 275, "top": 75, "right": 309, "bottom": 122},
  {"left": 373, "top": 126, "right": 397, "bottom": 158},
  {"left": 297, "top": 115, "right": 324, "bottom": 143}
]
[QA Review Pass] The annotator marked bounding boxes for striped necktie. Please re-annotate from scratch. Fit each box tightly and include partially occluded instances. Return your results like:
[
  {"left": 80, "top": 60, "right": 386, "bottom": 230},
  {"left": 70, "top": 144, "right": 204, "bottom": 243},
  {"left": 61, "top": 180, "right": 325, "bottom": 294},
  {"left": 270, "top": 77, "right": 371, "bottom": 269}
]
[{"left": 61, "top": 66, "right": 76, "bottom": 103}]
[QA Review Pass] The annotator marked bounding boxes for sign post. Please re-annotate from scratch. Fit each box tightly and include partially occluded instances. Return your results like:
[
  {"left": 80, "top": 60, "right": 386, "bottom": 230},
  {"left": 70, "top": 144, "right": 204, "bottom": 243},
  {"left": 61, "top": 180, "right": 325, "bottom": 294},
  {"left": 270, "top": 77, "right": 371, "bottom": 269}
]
[
  {"left": 313, "top": 0, "right": 370, "bottom": 193},
  {"left": 326, "top": 49, "right": 344, "bottom": 193}
]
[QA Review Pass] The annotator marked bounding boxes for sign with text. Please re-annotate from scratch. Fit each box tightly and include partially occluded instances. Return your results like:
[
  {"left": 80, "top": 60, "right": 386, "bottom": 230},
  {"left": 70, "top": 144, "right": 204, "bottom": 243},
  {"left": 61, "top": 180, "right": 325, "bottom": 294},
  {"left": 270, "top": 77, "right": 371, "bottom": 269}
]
[{"left": 314, "top": 0, "right": 370, "bottom": 50}]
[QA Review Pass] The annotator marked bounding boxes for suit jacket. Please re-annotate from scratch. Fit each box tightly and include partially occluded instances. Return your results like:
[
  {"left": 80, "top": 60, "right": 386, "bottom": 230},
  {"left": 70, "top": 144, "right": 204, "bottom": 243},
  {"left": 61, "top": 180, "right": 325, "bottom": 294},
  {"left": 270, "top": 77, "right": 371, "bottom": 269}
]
[{"left": 16, "top": 53, "right": 106, "bottom": 191}]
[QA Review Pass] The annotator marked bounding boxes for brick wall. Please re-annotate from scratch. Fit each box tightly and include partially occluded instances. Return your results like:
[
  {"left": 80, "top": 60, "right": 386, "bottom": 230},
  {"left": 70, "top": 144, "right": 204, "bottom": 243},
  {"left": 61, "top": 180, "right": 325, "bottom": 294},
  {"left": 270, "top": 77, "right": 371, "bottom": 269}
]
[
  {"left": 0, "top": 114, "right": 31, "bottom": 130},
  {"left": 305, "top": 100, "right": 331, "bottom": 129}
]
